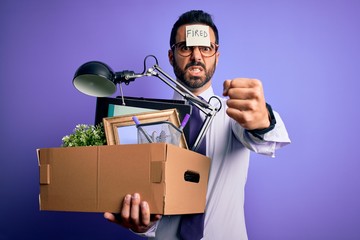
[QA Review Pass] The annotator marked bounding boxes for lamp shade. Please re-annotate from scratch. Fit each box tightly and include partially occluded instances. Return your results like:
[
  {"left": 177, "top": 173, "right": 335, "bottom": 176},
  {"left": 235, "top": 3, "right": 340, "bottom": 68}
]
[{"left": 73, "top": 61, "right": 117, "bottom": 97}]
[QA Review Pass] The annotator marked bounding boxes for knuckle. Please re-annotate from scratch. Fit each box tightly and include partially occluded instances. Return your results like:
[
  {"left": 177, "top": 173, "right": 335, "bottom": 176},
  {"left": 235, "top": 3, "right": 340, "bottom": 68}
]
[
  {"left": 253, "top": 79, "right": 263, "bottom": 91},
  {"left": 229, "top": 79, "right": 236, "bottom": 87},
  {"left": 251, "top": 78, "right": 261, "bottom": 85},
  {"left": 247, "top": 101, "right": 257, "bottom": 111}
]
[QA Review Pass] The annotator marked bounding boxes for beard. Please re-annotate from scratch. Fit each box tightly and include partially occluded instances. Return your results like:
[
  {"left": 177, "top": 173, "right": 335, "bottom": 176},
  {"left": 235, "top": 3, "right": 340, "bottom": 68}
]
[{"left": 173, "top": 58, "right": 216, "bottom": 90}]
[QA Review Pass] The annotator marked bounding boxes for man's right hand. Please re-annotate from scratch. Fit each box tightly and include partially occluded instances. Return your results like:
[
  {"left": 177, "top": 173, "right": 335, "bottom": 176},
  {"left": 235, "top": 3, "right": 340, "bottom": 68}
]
[{"left": 104, "top": 193, "right": 162, "bottom": 233}]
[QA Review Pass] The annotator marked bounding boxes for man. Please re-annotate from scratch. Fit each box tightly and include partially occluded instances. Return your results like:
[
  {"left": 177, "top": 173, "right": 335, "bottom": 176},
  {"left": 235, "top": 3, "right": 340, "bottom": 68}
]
[{"left": 104, "top": 10, "right": 290, "bottom": 239}]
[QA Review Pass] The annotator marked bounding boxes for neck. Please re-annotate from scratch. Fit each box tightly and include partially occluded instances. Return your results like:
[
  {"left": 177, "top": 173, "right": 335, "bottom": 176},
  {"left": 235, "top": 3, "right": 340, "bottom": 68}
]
[{"left": 183, "top": 80, "right": 212, "bottom": 96}]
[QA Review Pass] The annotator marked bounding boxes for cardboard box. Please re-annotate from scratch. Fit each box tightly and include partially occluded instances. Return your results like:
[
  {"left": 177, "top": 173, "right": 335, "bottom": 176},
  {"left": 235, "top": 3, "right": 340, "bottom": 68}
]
[{"left": 37, "top": 143, "right": 210, "bottom": 215}]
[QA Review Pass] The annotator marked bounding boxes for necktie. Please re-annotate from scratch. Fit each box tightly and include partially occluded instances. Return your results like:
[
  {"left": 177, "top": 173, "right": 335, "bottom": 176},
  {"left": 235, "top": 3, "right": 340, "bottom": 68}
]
[
  {"left": 179, "top": 98, "right": 206, "bottom": 240},
  {"left": 188, "top": 102, "right": 206, "bottom": 155}
]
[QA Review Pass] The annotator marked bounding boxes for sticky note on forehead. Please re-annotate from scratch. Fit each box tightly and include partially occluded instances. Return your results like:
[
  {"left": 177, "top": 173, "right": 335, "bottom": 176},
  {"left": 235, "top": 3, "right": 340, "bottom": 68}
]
[{"left": 185, "top": 25, "right": 211, "bottom": 47}]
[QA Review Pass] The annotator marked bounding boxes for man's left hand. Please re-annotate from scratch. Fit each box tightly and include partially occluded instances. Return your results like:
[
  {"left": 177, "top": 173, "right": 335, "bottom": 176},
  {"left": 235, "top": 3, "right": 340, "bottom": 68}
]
[{"left": 223, "top": 78, "right": 270, "bottom": 130}]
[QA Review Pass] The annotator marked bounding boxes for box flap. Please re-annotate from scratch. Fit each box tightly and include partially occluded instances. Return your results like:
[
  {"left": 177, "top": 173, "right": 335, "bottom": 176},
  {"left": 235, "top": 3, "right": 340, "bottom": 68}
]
[
  {"left": 163, "top": 144, "right": 210, "bottom": 214},
  {"left": 38, "top": 146, "right": 99, "bottom": 212},
  {"left": 151, "top": 161, "right": 163, "bottom": 183},
  {"left": 39, "top": 164, "right": 50, "bottom": 184}
]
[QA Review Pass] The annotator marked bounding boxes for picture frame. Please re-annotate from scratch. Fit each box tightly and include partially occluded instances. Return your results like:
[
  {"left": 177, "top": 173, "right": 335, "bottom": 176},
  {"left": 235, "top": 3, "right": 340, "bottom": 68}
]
[
  {"left": 103, "top": 108, "right": 188, "bottom": 149},
  {"left": 94, "top": 96, "right": 191, "bottom": 143}
]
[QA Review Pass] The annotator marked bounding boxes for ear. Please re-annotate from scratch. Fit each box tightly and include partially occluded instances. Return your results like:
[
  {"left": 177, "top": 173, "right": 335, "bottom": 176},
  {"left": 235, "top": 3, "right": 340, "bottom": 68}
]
[
  {"left": 215, "top": 51, "right": 220, "bottom": 66},
  {"left": 168, "top": 49, "right": 174, "bottom": 66}
]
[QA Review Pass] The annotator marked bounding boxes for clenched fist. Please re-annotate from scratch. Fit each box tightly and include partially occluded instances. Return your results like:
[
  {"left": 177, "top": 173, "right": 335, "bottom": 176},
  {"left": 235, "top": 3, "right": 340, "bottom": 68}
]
[{"left": 223, "top": 78, "right": 270, "bottom": 130}]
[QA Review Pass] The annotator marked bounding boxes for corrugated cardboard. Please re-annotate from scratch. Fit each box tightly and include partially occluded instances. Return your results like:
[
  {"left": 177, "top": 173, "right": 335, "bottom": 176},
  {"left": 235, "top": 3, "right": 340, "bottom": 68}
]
[{"left": 37, "top": 143, "right": 210, "bottom": 215}]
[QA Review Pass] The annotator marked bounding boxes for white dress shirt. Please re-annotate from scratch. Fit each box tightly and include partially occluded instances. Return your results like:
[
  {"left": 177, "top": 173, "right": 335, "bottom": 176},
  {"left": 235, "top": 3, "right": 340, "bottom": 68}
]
[{"left": 141, "top": 86, "right": 291, "bottom": 239}]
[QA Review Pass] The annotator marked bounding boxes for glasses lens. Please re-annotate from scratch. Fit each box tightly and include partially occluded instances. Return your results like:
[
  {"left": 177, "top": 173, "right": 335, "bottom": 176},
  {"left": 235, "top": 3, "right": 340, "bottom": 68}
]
[
  {"left": 174, "top": 42, "right": 188, "bottom": 56},
  {"left": 199, "top": 43, "right": 217, "bottom": 57},
  {"left": 174, "top": 42, "right": 218, "bottom": 57}
]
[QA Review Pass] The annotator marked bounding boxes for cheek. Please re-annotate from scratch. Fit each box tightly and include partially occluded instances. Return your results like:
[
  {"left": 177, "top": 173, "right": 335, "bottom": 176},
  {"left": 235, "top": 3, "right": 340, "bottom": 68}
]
[
  {"left": 174, "top": 57, "right": 187, "bottom": 69},
  {"left": 205, "top": 59, "right": 217, "bottom": 69}
]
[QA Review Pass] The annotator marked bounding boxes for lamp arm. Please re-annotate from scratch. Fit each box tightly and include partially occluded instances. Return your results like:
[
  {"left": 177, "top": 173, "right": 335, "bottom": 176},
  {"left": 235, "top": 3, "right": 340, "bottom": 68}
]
[
  {"left": 147, "top": 64, "right": 220, "bottom": 152},
  {"left": 110, "top": 55, "right": 221, "bottom": 152},
  {"left": 149, "top": 64, "right": 216, "bottom": 113}
]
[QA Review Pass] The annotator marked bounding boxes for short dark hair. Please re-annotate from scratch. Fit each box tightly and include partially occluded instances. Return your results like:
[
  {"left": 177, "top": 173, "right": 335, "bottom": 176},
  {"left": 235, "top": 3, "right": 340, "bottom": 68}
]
[{"left": 170, "top": 10, "right": 219, "bottom": 47}]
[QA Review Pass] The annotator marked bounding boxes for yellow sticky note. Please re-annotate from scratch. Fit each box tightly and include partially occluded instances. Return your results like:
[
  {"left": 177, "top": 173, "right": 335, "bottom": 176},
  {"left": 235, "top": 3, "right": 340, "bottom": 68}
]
[{"left": 185, "top": 25, "right": 210, "bottom": 47}]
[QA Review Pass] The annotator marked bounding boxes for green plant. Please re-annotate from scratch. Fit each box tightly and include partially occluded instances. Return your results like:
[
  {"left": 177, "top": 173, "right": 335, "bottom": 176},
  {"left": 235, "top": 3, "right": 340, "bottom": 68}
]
[{"left": 61, "top": 123, "right": 107, "bottom": 147}]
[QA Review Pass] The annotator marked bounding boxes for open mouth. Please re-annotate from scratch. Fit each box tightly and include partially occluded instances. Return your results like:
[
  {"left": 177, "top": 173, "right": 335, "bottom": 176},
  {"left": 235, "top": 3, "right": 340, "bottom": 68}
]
[{"left": 188, "top": 66, "right": 203, "bottom": 74}]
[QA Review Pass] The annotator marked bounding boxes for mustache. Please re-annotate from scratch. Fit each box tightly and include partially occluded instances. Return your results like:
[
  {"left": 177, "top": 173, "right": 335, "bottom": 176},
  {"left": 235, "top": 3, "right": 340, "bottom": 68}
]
[{"left": 185, "top": 61, "right": 206, "bottom": 70}]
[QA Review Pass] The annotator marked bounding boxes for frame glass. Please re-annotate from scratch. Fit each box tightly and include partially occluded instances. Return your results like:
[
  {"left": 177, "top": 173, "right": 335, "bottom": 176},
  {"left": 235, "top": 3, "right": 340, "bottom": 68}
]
[{"left": 103, "top": 108, "right": 188, "bottom": 149}]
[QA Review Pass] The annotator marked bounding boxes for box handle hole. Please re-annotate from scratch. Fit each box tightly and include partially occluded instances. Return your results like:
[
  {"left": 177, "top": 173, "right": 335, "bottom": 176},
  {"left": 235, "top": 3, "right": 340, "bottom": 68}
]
[{"left": 184, "top": 170, "right": 200, "bottom": 183}]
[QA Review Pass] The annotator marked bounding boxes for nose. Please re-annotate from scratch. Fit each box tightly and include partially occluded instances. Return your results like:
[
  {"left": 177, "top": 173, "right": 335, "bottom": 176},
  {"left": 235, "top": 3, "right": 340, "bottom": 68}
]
[{"left": 190, "top": 46, "right": 203, "bottom": 62}]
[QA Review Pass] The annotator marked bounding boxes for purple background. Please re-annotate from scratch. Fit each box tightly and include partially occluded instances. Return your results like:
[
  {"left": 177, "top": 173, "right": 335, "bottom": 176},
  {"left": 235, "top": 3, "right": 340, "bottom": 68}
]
[{"left": 1, "top": 0, "right": 359, "bottom": 239}]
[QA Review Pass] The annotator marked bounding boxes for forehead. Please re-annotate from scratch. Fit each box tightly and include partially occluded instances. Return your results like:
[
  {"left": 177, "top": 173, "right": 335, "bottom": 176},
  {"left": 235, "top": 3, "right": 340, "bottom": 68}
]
[{"left": 176, "top": 24, "right": 216, "bottom": 43}]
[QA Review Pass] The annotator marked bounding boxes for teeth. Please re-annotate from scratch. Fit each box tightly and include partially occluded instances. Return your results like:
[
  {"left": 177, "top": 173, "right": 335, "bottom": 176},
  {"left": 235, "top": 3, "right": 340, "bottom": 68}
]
[{"left": 190, "top": 68, "right": 201, "bottom": 73}]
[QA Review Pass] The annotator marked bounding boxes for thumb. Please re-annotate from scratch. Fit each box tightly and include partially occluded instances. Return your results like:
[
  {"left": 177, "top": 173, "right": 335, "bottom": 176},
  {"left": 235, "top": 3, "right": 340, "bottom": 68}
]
[{"left": 104, "top": 212, "right": 117, "bottom": 223}]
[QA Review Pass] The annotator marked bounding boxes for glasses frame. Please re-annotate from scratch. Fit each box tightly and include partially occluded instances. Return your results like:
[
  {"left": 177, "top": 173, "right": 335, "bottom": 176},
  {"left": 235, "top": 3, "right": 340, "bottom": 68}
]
[{"left": 171, "top": 41, "right": 219, "bottom": 58}]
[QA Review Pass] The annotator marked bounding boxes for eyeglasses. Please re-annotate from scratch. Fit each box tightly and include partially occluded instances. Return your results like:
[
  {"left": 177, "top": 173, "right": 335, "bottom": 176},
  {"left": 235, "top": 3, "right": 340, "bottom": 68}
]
[{"left": 171, "top": 41, "right": 219, "bottom": 57}]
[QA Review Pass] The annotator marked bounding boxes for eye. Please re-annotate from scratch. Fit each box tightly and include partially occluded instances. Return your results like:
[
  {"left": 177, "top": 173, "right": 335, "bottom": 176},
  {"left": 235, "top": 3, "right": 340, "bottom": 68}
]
[
  {"left": 200, "top": 46, "right": 212, "bottom": 52},
  {"left": 179, "top": 44, "right": 191, "bottom": 51}
]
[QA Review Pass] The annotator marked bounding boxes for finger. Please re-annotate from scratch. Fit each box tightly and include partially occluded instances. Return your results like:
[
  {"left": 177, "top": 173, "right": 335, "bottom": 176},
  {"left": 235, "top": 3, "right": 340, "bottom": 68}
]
[
  {"left": 121, "top": 194, "right": 131, "bottom": 222},
  {"left": 222, "top": 79, "right": 232, "bottom": 96},
  {"left": 229, "top": 78, "right": 261, "bottom": 88},
  {"left": 104, "top": 212, "right": 117, "bottom": 223},
  {"left": 226, "top": 87, "right": 257, "bottom": 100},
  {"left": 226, "top": 99, "right": 257, "bottom": 112},
  {"left": 223, "top": 78, "right": 262, "bottom": 97},
  {"left": 140, "top": 201, "right": 150, "bottom": 226},
  {"left": 130, "top": 193, "right": 141, "bottom": 225},
  {"left": 151, "top": 214, "right": 163, "bottom": 222}
]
